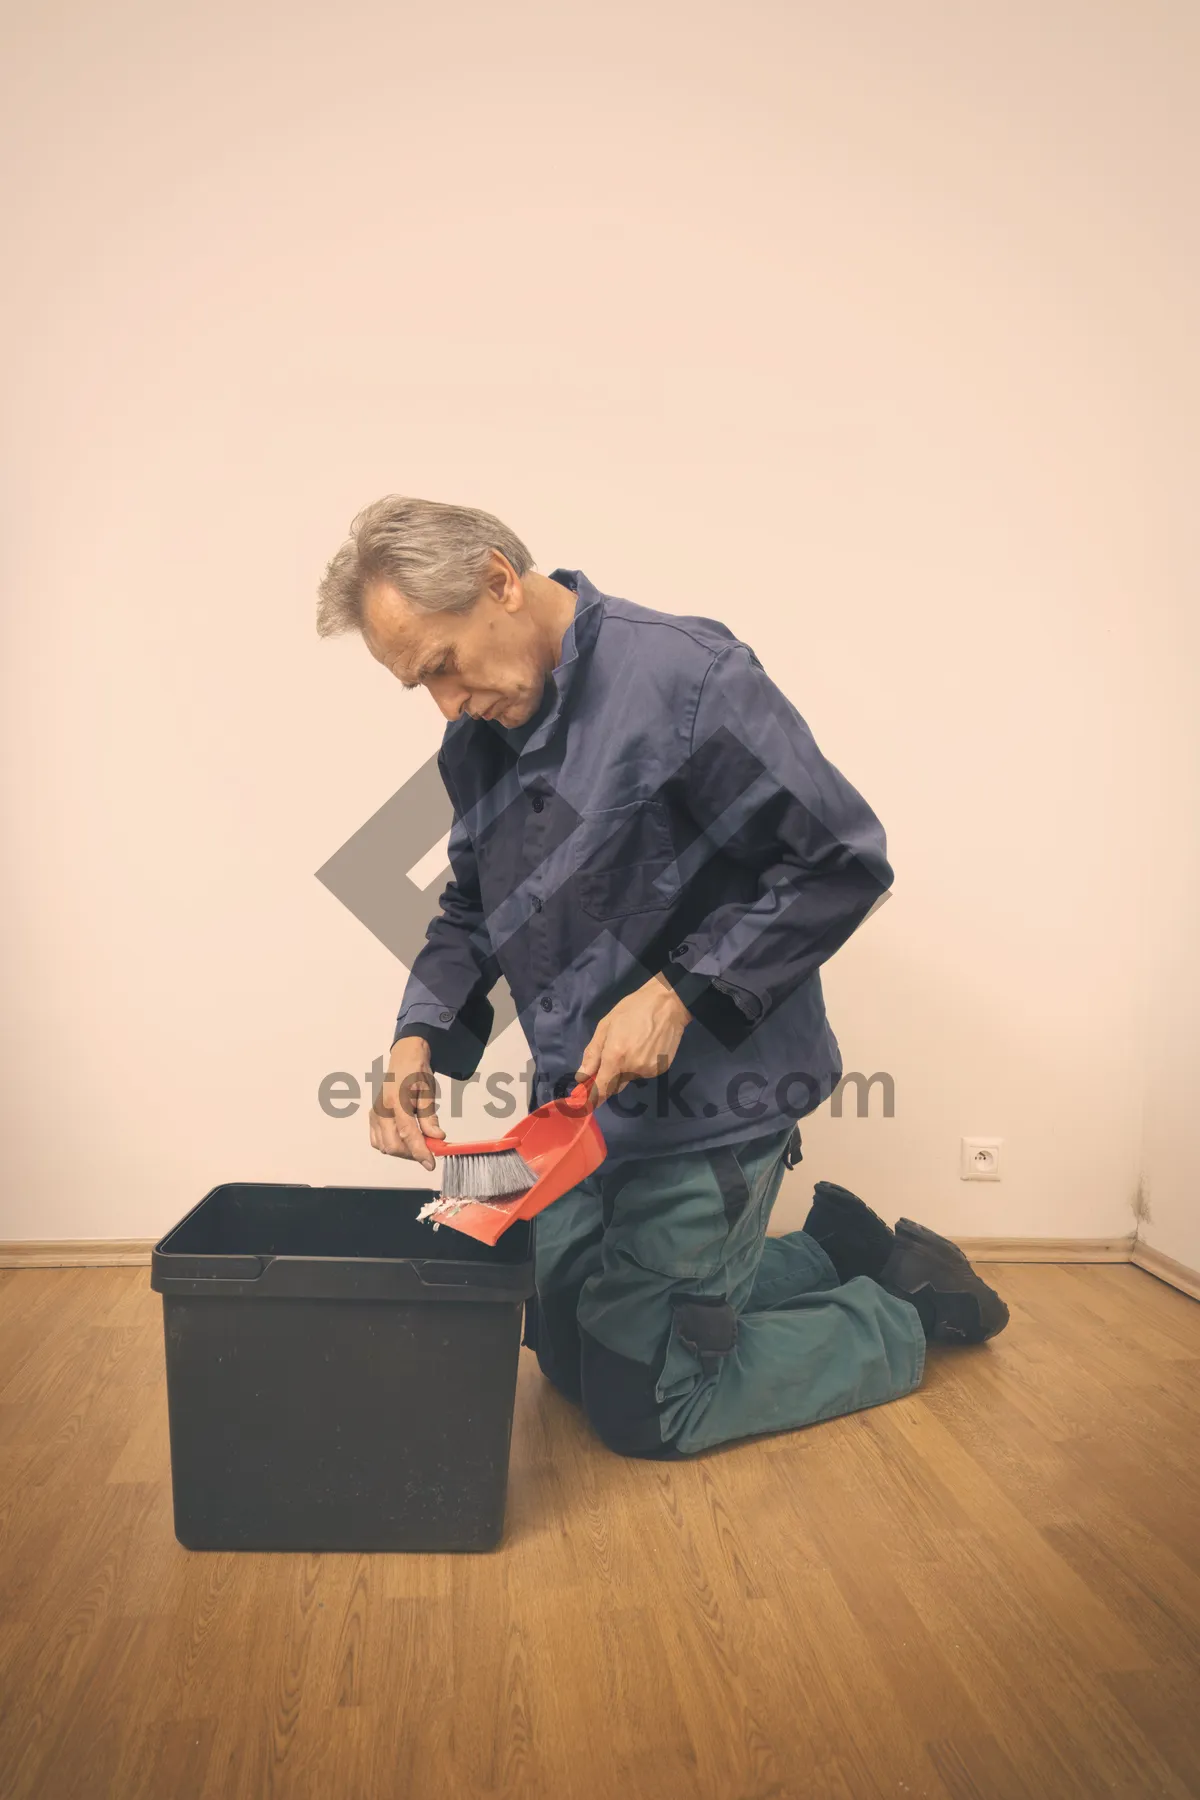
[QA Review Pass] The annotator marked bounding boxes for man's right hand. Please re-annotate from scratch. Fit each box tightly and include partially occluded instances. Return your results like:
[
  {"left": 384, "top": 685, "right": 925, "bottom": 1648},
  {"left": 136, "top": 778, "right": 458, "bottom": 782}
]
[{"left": 370, "top": 1037, "right": 445, "bottom": 1171}]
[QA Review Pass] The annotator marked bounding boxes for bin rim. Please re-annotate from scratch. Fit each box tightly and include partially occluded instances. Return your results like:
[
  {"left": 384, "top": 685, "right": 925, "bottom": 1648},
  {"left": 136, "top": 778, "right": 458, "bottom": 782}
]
[{"left": 150, "top": 1179, "right": 536, "bottom": 1302}]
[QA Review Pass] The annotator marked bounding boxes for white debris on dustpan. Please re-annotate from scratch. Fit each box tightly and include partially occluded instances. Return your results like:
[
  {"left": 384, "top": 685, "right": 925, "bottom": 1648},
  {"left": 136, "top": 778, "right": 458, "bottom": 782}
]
[
  {"left": 417, "top": 1145, "right": 536, "bottom": 1228},
  {"left": 417, "top": 1193, "right": 525, "bottom": 1231}
]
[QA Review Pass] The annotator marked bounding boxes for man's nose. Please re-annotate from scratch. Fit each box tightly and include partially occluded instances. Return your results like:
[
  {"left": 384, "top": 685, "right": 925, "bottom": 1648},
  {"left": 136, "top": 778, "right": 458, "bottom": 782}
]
[{"left": 426, "top": 676, "right": 469, "bottom": 722}]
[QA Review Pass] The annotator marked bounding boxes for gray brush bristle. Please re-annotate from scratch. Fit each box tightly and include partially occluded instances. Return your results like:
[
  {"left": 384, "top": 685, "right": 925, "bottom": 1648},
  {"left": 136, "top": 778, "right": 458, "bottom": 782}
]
[{"left": 439, "top": 1148, "right": 538, "bottom": 1201}]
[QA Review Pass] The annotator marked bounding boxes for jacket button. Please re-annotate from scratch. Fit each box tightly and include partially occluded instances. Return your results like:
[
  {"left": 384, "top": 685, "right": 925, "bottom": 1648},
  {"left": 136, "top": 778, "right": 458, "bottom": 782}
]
[
  {"left": 540, "top": 996, "right": 553, "bottom": 1011},
  {"left": 439, "top": 1010, "right": 454, "bottom": 1023},
  {"left": 531, "top": 896, "right": 543, "bottom": 912},
  {"left": 672, "top": 942, "right": 691, "bottom": 959},
  {"left": 531, "top": 794, "right": 545, "bottom": 812}
]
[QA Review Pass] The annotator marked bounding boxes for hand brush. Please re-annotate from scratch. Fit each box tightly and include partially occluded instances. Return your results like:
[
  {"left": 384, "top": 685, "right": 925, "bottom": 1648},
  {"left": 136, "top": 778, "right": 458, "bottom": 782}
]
[
  {"left": 416, "top": 1082, "right": 606, "bottom": 1244},
  {"left": 437, "top": 1144, "right": 537, "bottom": 1201}
]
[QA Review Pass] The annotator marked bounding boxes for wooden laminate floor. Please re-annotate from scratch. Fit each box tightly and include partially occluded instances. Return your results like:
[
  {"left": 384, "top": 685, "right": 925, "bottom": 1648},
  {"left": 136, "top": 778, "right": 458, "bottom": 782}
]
[{"left": 0, "top": 1263, "right": 1198, "bottom": 1800}]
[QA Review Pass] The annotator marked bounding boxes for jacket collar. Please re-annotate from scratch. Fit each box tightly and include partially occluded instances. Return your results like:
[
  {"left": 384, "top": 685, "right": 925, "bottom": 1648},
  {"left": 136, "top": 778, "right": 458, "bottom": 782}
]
[{"left": 545, "top": 568, "right": 603, "bottom": 683}]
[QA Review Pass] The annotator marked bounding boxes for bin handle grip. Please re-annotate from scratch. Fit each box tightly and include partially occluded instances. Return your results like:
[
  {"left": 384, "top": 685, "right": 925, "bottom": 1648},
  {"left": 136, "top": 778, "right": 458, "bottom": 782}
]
[
  {"left": 153, "top": 1255, "right": 265, "bottom": 1281},
  {"left": 413, "top": 1261, "right": 525, "bottom": 1290}
]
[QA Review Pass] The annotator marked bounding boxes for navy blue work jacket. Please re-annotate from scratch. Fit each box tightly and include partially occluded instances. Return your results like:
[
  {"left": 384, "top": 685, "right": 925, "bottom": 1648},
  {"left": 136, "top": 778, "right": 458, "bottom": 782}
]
[{"left": 393, "top": 570, "right": 893, "bottom": 1161}]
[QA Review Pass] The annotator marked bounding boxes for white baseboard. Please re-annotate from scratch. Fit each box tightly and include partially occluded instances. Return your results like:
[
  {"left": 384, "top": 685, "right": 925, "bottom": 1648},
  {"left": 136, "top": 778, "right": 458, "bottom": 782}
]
[
  {"left": 0, "top": 1239, "right": 156, "bottom": 1268},
  {"left": 1, "top": 1230, "right": 1196, "bottom": 1303},
  {"left": 953, "top": 1234, "right": 1135, "bottom": 1263},
  {"left": 1130, "top": 1239, "right": 1200, "bottom": 1302}
]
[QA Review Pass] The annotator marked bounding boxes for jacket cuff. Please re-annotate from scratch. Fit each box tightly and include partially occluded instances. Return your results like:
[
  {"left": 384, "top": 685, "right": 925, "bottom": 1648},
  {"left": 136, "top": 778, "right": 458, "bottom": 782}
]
[
  {"left": 660, "top": 950, "right": 763, "bottom": 1050},
  {"left": 391, "top": 991, "right": 494, "bottom": 1081}
]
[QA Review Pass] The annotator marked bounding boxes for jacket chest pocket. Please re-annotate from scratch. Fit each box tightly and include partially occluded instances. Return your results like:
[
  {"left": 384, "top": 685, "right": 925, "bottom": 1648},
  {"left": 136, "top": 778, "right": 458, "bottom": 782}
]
[{"left": 576, "top": 800, "right": 680, "bottom": 923}]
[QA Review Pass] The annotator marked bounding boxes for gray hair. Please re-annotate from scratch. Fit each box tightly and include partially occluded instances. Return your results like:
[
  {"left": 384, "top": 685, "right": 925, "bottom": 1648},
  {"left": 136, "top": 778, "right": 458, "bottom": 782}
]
[{"left": 316, "top": 495, "right": 535, "bottom": 636}]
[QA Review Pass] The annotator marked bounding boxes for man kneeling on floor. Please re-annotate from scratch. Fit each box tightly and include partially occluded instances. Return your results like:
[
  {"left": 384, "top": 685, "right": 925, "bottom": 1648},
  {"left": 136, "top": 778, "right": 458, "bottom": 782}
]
[{"left": 317, "top": 496, "right": 1010, "bottom": 1461}]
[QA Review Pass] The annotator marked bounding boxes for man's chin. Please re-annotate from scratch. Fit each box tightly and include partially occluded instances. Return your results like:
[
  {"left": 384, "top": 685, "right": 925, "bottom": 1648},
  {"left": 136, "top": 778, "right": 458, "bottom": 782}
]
[{"left": 495, "top": 695, "right": 532, "bottom": 727}]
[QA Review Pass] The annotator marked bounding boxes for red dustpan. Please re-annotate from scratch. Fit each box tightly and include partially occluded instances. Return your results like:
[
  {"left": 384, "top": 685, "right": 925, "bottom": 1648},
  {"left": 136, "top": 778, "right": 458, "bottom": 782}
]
[{"left": 420, "top": 1083, "right": 606, "bottom": 1245}]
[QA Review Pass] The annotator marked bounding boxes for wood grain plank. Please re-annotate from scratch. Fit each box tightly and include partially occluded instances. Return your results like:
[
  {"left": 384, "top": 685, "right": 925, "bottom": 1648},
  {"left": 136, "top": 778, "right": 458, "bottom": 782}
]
[{"left": 0, "top": 1265, "right": 1194, "bottom": 1800}]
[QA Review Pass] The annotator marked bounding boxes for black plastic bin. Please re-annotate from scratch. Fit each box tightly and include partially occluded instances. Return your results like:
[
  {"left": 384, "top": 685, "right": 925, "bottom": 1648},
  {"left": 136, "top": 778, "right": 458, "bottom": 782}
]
[{"left": 151, "top": 1182, "right": 535, "bottom": 1553}]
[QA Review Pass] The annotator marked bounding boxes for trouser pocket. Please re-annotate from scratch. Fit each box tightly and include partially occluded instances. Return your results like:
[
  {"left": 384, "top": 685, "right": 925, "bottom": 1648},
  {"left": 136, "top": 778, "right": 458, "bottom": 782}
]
[
  {"left": 599, "top": 1134, "right": 785, "bottom": 1280},
  {"left": 669, "top": 1292, "right": 739, "bottom": 1377}
]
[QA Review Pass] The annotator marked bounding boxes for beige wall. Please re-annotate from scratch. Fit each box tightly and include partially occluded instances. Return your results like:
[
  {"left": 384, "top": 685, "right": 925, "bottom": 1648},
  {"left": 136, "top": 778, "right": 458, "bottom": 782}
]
[
  {"left": 1, "top": 3, "right": 1194, "bottom": 1248},
  {"left": 1138, "top": 495, "right": 1200, "bottom": 1273}
]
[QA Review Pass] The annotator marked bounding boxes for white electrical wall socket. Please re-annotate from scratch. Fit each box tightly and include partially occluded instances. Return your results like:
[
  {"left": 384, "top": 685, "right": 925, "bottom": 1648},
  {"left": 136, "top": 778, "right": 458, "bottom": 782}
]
[{"left": 961, "top": 1138, "right": 1003, "bottom": 1181}]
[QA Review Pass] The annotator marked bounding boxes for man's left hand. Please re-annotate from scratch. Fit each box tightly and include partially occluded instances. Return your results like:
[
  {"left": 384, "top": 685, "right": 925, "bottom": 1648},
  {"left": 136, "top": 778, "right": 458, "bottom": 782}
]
[{"left": 574, "top": 974, "right": 692, "bottom": 1108}]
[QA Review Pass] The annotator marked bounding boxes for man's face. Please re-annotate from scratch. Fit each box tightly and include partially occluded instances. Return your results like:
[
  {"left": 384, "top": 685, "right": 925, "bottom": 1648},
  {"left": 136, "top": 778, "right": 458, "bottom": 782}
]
[{"left": 361, "top": 571, "right": 550, "bottom": 729}]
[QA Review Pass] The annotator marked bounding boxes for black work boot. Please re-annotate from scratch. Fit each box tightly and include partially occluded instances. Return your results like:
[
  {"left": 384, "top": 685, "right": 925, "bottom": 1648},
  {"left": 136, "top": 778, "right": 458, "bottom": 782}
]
[
  {"left": 876, "top": 1219, "right": 1010, "bottom": 1345},
  {"left": 803, "top": 1181, "right": 896, "bottom": 1283}
]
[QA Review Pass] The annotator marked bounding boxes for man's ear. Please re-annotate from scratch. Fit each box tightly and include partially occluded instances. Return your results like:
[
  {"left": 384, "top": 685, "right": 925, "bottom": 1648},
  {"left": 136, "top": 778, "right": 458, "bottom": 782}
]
[{"left": 485, "top": 549, "right": 524, "bottom": 613}]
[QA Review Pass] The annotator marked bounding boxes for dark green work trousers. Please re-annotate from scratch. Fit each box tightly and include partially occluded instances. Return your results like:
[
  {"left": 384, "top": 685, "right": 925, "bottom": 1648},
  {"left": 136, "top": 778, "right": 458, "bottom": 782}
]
[{"left": 522, "top": 1125, "right": 927, "bottom": 1458}]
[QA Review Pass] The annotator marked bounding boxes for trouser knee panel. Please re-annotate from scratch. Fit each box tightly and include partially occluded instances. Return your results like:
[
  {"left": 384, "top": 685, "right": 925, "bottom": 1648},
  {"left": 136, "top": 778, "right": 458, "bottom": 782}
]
[{"left": 579, "top": 1328, "right": 687, "bottom": 1460}]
